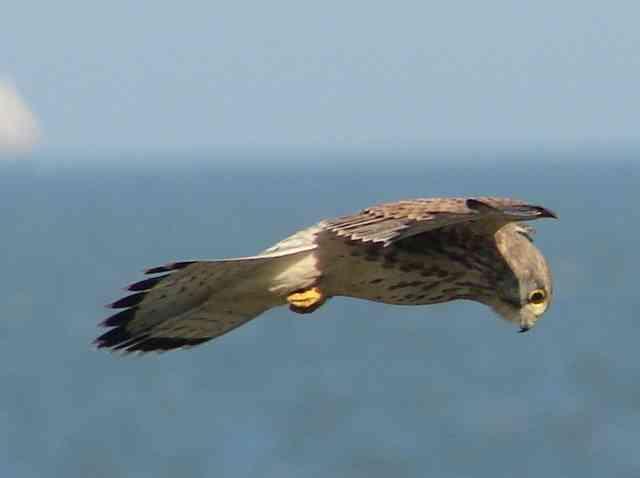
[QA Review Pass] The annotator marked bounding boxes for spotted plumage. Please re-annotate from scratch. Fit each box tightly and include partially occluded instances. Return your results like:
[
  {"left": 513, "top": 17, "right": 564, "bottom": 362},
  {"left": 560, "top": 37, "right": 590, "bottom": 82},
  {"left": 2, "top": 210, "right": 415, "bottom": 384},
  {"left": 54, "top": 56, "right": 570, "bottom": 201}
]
[{"left": 96, "top": 196, "right": 557, "bottom": 353}]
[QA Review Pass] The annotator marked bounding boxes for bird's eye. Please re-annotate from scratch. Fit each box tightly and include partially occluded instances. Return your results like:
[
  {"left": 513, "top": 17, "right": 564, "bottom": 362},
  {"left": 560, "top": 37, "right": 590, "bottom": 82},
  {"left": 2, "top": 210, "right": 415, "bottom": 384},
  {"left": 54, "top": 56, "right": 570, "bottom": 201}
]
[{"left": 528, "top": 289, "right": 546, "bottom": 304}]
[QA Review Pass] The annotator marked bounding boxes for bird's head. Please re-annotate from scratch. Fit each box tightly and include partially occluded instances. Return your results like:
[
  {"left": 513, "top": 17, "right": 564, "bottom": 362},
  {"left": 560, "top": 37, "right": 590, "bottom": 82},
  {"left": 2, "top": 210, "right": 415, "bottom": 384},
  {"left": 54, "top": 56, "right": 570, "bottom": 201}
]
[{"left": 488, "top": 223, "right": 554, "bottom": 332}]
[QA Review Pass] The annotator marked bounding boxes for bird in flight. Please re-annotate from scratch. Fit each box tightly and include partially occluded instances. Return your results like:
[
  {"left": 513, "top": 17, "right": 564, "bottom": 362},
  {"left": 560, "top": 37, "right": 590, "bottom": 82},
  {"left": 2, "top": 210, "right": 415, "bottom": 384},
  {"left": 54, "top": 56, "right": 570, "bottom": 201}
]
[{"left": 96, "top": 196, "right": 557, "bottom": 353}]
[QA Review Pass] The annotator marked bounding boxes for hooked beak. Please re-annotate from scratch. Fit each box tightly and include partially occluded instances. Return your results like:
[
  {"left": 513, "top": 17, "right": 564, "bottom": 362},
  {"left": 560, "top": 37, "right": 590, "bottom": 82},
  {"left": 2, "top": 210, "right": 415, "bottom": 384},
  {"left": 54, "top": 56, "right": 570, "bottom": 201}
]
[{"left": 518, "top": 309, "right": 537, "bottom": 334}]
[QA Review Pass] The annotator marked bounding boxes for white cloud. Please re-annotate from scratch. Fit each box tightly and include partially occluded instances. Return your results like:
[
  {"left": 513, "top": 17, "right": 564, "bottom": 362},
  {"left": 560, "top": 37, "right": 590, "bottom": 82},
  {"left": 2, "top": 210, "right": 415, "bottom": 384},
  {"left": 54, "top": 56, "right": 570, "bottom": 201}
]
[{"left": 0, "top": 78, "right": 40, "bottom": 154}]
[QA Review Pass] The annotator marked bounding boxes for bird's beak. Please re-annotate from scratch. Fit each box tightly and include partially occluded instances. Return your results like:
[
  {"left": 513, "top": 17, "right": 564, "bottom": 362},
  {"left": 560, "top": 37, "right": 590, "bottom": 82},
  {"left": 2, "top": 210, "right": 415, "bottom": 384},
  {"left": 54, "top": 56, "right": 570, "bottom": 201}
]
[{"left": 518, "top": 309, "right": 537, "bottom": 333}]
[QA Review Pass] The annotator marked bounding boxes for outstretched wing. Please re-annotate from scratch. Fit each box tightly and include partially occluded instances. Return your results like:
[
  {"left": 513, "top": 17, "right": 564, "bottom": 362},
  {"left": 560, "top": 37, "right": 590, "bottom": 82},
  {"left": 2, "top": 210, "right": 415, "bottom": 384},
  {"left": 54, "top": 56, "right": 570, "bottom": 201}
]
[
  {"left": 96, "top": 246, "right": 316, "bottom": 353},
  {"left": 324, "top": 197, "right": 556, "bottom": 246}
]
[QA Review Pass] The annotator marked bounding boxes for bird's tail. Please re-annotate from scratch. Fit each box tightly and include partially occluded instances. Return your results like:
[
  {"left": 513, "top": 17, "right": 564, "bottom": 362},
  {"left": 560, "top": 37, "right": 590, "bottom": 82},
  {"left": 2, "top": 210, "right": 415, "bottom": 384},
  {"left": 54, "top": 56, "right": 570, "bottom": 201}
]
[{"left": 95, "top": 246, "right": 317, "bottom": 353}]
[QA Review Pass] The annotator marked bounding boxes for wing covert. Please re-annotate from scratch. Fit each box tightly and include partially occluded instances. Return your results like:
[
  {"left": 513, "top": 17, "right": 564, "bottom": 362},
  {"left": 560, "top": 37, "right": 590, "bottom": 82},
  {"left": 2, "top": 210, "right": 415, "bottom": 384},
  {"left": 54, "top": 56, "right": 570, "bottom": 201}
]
[{"left": 324, "top": 197, "right": 556, "bottom": 246}]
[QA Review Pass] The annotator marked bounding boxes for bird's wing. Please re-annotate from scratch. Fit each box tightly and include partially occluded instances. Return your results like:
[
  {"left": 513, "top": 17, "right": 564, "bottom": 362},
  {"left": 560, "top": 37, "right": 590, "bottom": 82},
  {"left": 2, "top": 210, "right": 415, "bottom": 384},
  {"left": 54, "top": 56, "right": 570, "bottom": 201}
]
[
  {"left": 95, "top": 245, "right": 316, "bottom": 353},
  {"left": 324, "top": 197, "right": 556, "bottom": 246}
]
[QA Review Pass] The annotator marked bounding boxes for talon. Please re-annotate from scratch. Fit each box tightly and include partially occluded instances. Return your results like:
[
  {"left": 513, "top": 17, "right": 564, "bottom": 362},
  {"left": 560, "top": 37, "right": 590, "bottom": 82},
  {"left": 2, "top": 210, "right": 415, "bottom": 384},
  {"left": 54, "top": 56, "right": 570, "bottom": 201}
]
[{"left": 287, "top": 287, "right": 326, "bottom": 314}]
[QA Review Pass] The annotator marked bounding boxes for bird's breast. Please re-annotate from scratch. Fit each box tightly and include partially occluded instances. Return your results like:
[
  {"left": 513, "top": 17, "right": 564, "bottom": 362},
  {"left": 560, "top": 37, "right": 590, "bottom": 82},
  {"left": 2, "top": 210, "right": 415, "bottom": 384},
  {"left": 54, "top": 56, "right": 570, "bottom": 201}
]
[{"left": 319, "top": 240, "right": 492, "bottom": 306}]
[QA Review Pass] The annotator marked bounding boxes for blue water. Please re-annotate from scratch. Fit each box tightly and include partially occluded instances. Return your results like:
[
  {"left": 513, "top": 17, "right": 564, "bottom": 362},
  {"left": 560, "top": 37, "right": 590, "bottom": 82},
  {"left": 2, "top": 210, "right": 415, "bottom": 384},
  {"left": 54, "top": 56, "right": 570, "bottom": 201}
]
[{"left": 1, "top": 148, "right": 638, "bottom": 477}]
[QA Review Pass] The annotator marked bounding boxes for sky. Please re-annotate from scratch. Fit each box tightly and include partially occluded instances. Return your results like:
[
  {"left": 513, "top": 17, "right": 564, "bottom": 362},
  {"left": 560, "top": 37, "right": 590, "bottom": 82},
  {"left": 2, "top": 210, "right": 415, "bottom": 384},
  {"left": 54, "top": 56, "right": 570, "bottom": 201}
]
[{"left": 2, "top": 1, "right": 639, "bottom": 153}]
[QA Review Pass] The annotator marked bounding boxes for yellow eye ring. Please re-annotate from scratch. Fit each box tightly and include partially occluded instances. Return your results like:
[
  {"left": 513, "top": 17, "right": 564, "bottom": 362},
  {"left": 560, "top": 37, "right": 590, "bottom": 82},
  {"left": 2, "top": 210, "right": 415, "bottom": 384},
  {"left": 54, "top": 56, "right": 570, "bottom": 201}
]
[{"left": 528, "top": 289, "right": 547, "bottom": 305}]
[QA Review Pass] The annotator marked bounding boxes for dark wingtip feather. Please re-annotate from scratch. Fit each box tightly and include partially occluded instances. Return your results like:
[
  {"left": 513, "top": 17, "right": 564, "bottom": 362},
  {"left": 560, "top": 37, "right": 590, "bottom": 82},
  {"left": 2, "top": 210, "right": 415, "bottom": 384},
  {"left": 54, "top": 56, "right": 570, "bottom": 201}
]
[
  {"left": 532, "top": 205, "right": 558, "bottom": 219},
  {"left": 502, "top": 205, "right": 558, "bottom": 219},
  {"left": 100, "top": 307, "right": 137, "bottom": 327},
  {"left": 126, "top": 274, "right": 169, "bottom": 291},
  {"left": 97, "top": 304, "right": 212, "bottom": 352},
  {"left": 95, "top": 322, "right": 211, "bottom": 353},
  {"left": 124, "top": 337, "right": 212, "bottom": 352},
  {"left": 145, "top": 261, "right": 196, "bottom": 275},
  {"left": 97, "top": 259, "right": 207, "bottom": 353},
  {"left": 94, "top": 326, "right": 141, "bottom": 350},
  {"left": 144, "top": 265, "right": 172, "bottom": 274},
  {"left": 108, "top": 292, "right": 147, "bottom": 309},
  {"left": 465, "top": 198, "right": 493, "bottom": 212},
  {"left": 467, "top": 198, "right": 558, "bottom": 221}
]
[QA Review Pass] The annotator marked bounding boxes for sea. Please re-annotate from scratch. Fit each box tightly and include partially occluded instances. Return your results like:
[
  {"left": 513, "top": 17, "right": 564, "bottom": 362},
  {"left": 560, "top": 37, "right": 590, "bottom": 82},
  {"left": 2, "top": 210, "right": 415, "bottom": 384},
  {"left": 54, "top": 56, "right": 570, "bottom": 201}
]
[{"left": 1, "top": 146, "right": 638, "bottom": 477}]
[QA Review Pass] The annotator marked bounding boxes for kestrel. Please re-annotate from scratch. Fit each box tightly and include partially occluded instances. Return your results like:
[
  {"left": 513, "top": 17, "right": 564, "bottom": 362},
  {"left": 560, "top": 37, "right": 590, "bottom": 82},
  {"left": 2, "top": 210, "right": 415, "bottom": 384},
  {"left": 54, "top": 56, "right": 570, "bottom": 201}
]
[{"left": 96, "top": 196, "right": 557, "bottom": 353}]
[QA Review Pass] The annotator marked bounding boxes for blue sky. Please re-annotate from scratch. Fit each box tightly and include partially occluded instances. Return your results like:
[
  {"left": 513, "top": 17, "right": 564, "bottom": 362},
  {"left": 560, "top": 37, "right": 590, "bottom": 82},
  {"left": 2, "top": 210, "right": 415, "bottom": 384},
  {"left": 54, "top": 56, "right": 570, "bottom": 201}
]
[{"left": 3, "top": 1, "right": 639, "bottom": 153}]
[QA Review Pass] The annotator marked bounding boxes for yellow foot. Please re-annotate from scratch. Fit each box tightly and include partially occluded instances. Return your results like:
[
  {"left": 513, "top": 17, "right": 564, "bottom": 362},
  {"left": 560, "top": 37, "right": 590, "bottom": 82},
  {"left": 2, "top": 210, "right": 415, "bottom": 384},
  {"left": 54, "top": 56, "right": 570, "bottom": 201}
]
[{"left": 287, "top": 287, "right": 326, "bottom": 314}]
